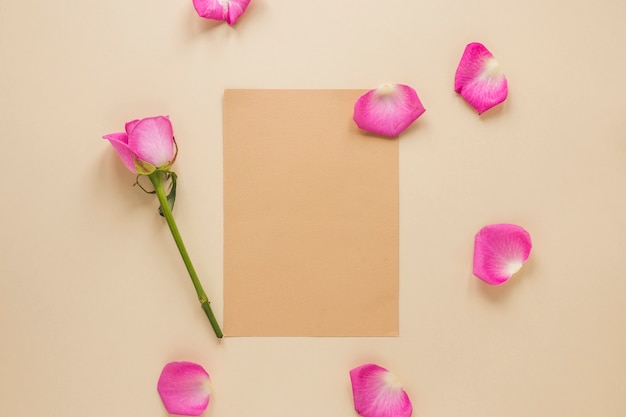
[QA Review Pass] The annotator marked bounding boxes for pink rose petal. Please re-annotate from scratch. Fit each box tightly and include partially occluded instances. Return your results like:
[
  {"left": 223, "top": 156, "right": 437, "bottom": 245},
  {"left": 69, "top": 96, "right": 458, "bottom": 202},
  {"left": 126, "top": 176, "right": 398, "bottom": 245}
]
[
  {"left": 454, "top": 42, "right": 508, "bottom": 114},
  {"left": 350, "top": 364, "right": 412, "bottom": 417},
  {"left": 157, "top": 361, "right": 212, "bottom": 416},
  {"left": 125, "top": 119, "right": 141, "bottom": 133},
  {"left": 192, "top": 0, "right": 251, "bottom": 25},
  {"left": 102, "top": 131, "right": 137, "bottom": 173},
  {"left": 127, "top": 116, "right": 175, "bottom": 169},
  {"left": 473, "top": 223, "right": 532, "bottom": 285},
  {"left": 353, "top": 84, "right": 425, "bottom": 137}
]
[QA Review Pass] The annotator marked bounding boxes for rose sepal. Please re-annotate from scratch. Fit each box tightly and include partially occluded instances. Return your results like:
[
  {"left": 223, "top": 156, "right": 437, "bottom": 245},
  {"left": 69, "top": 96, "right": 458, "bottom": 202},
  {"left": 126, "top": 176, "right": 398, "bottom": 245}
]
[{"left": 134, "top": 158, "right": 157, "bottom": 176}]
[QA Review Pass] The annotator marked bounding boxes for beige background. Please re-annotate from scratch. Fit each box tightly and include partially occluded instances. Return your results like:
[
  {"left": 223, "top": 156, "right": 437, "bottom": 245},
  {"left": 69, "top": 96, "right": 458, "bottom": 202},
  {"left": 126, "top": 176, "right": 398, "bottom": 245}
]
[{"left": 1, "top": 0, "right": 625, "bottom": 416}]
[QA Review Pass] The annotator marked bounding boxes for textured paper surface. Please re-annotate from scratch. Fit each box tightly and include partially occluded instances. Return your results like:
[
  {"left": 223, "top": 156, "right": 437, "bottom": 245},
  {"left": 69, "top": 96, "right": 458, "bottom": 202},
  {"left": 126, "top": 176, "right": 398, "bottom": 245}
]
[{"left": 223, "top": 89, "right": 399, "bottom": 336}]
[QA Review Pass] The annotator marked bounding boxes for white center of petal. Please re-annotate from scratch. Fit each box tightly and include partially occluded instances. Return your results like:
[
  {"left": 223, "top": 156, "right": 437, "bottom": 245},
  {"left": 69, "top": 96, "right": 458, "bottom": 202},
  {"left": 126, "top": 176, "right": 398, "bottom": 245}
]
[
  {"left": 504, "top": 260, "right": 523, "bottom": 277},
  {"left": 482, "top": 57, "right": 503, "bottom": 79},
  {"left": 382, "top": 371, "right": 403, "bottom": 391},
  {"left": 374, "top": 83, "right": 398, "bottom": 97},
  {"left": 203, "top": 380, "right": 212, "bottom": 395}
]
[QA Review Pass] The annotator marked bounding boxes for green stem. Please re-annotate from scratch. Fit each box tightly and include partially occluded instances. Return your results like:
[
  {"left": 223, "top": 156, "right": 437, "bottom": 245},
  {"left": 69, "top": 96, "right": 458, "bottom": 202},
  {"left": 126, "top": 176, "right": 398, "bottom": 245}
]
[{"left": 149, "top": 171, "right": 223, "bottom": 339}]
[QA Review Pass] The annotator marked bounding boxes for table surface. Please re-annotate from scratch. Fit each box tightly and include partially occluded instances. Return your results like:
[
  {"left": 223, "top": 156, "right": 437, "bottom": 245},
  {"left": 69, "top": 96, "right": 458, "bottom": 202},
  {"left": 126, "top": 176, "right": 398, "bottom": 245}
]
[{"left": 1, "top": 1, "right": 625, "bottom": 416}]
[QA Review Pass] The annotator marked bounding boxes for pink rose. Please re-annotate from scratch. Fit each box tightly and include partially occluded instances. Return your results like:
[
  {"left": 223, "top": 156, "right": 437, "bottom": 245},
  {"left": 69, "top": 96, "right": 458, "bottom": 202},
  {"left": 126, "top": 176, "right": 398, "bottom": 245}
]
[
  {"left": 102, "top": 115, "right": 223, "bottom": 339},
  {"left": 103, "top": 115, "right": 176, "bottom": 175}
]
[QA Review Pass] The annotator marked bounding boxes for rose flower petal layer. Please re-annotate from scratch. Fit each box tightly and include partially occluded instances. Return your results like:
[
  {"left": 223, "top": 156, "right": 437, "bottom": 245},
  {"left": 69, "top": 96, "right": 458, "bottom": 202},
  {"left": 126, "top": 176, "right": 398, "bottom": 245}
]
[
  {"left": 454, "top": 42, "right": 508, "bottom": 114},
  {"left": 157, "top": 361, "right": 212, "bottom": 416},
  {"left": 192, "top": 0, "right": 251, "bottom": 25},
  {"left": 473, "top": 223, "right": 532, "bottom": 285},
  {"left": 353, "top": 84, "right": 425, "bottom": 137},
  {"left": 103, "top": 115, "right": 175, "bottom": 174},
  {"left": 350, "top": 363, "right": 412, "bottom": 417}
]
